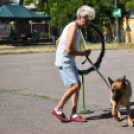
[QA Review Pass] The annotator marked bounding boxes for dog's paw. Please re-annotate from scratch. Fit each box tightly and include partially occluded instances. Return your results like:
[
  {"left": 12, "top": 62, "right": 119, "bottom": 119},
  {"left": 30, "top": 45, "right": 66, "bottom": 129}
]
[{"left": 128, "top": 121, "right": 133, "bottom": 127}]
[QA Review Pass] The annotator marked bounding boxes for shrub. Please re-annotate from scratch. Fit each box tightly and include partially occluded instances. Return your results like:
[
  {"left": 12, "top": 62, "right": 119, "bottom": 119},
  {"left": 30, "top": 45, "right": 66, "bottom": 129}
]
[
  {"left": 40, "top": 32, "right": 46, "bottom": 38},
  {"left": 45, "top": 33, "right": 49, "bottom": 38}
]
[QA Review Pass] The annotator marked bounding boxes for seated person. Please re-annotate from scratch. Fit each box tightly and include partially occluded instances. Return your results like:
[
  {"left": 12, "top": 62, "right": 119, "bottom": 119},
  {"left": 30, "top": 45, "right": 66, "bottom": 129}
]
[
  {"left": 9, "top": 29, "right": 17, "bottom": 46},
  {"left": 31, "top": 29, "right": 40, "bottom": 45}
]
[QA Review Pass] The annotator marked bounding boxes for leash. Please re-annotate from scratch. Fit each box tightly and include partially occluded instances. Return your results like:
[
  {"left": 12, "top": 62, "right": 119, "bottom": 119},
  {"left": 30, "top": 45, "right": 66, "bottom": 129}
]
[{"left": 82, "top": 56, "right": 110, "bottom": 89}]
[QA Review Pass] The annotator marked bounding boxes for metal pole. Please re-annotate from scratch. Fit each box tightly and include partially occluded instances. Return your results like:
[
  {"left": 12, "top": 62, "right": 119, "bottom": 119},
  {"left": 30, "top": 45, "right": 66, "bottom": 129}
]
[
  {"left": 77, "top": 72, "right": 94, "bottom": 114},
  {"left": 82, "top": 73, "right": 85, "bottom": 110}
]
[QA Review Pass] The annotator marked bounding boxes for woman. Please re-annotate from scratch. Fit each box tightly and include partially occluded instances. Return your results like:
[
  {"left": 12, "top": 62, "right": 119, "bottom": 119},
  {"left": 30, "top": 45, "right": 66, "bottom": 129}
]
[{"left": 52, "top": 5, "right": 95, "bottom": 122}]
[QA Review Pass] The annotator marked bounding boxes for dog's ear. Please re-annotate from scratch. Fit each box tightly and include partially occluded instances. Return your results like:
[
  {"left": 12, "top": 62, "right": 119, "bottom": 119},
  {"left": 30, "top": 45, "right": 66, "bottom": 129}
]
[
  {"left": 121, "top": 75, "right": 126, "bottom": 83},
  {"left": 108, "top": 77, "right": 114, "bottom": 85}
]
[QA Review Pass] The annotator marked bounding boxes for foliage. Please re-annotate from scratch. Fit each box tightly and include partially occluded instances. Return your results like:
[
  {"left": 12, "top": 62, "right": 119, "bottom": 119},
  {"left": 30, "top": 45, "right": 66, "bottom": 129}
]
[
  {"left": 45, "top": 33, "right": 49, "bottom": 38},
  {"left": 40, "top": 32, "right": 46, "bottom": 38},
  {"left": 0, "top": 0, "right": 17, "bottom": 7},
  {"left": 40, "top": 32, "right": 49, "bottom": 38},
  {"left": 120, "top": 0, "right": 134, "bottom": 10},
  {"left": 24, "top": 0, "right": 134, "bottom": 27},
  {"left": 24, "top": 0, "right": 38, "bottom": 5}
]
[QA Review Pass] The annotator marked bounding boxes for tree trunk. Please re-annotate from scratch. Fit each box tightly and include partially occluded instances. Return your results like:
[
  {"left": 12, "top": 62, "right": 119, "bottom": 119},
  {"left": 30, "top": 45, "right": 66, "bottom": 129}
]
[
  {"left": 114, "top": 0, "right": 120, "bottom": 43},
  {"left": 19, "top": 0, "right": 24, "bottom": 5}
]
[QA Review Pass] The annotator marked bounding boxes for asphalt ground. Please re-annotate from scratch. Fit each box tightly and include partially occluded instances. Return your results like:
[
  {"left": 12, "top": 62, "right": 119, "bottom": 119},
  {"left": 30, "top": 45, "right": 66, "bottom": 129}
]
[{"left": 0, "top": 49, "right": 134, "bottom": 134}]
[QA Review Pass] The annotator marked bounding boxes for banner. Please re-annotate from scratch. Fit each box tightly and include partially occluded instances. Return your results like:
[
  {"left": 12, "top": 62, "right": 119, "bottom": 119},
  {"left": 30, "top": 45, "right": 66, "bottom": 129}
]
[
  {"left": 0, "top": 24, "right": 11, "bottom": 37},
  {"left": 111, "top": 8, "right": 121, "bottom": 18}
]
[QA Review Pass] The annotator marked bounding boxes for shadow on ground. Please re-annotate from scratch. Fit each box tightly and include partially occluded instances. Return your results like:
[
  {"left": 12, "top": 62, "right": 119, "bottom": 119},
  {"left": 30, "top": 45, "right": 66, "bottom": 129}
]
[{"left": 86, "top": 105, "right": 134, "bottom": 121}]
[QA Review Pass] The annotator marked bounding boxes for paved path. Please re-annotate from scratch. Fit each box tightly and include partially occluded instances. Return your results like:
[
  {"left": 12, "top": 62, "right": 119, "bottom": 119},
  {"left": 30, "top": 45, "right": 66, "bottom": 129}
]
[{"left": 0, "top": 50, "right": 134, "bottom": 134}]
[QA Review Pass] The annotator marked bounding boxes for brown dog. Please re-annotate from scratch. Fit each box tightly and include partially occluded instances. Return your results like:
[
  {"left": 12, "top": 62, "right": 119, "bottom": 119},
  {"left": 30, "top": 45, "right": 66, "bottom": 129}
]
[{"left": 108, "top": 76, "right": 133, "bottom": 127}]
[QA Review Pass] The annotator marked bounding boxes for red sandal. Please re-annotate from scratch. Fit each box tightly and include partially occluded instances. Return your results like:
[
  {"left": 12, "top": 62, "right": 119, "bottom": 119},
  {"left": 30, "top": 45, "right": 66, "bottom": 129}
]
[
  {"left": 70, "top": 115, "right": 87, "bottom": 122},
  {"left": 52, "top": 109, "right": 69, "bottom": 122}
]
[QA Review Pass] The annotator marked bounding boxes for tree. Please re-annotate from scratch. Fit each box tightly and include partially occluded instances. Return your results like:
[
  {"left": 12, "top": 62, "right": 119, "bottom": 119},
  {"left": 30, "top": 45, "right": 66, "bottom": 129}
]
[
  {"left": 120, "top": 0, "right": 134, "bottom": 10},
  {"left": 24, "top": 0, "right": 134, "bottom": 26},
  {"left": 0, "top": 0, "right": 17, "bottom": 7},
  {"left": 24, "top": 0, "right": 38, "bottom": 6}
]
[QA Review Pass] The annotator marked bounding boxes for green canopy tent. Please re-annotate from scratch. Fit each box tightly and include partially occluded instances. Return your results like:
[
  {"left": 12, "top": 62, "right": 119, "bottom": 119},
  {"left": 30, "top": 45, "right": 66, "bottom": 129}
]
[
  {"left": 0, "top": 5, "right": 51, "bottom": 21},
  {"left": 0, "top": 5, "right": 51, "bottom": 36}
]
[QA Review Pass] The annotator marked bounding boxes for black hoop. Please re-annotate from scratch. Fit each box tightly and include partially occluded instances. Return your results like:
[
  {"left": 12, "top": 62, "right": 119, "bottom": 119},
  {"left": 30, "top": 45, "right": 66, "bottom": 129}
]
[{"left": 77, "top": 22, "right": 105, "bottom": 75}]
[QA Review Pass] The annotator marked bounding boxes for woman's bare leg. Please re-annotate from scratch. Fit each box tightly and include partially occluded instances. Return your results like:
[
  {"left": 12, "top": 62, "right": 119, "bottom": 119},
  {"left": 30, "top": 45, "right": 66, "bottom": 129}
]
[{"left": 56, "top": 82, "right": 81, "bottom": 110}]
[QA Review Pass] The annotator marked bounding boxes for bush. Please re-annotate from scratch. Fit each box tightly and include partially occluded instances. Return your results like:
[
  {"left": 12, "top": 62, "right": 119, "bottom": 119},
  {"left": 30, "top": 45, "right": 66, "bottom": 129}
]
[
  {"left": 40, "top": 32, "right": 49, "bottom": 38},
  {"left": 45, "top": 33, "right": 49, "bottom": 38},
  {"left": 40, "top": 32, "right": 46, "bottom": 38}
]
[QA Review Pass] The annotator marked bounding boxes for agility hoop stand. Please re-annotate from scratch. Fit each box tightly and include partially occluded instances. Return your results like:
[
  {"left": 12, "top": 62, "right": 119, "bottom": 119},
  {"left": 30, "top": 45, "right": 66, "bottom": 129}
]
[
  {"left": 77, "top": 22, "right": 105, "bottom": 114},
  {"left": 125, "top": 27, "right": 133, "bottom": 53},
  {"left": 77, "top": 72, "right": 94, "bottom": 114},
  {"left": 125, "top": 42, "right": 133, "bottom": 53}
]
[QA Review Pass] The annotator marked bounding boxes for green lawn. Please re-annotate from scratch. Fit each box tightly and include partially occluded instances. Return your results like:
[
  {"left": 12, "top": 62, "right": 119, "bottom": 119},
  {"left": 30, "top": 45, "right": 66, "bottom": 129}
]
[
  {"left": 0, "top": 42, "right": 133, "bottom": 55},
  {"left": 0, "top": 43, "right": 56, "bottom": 55}
]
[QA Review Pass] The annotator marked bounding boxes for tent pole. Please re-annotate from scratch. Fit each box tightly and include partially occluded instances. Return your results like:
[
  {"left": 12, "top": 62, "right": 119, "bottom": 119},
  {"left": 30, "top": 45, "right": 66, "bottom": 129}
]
[
  {"left": 51, "top": 20, "right": 52, "bottom": 37},
  {"left": 31, "top": 21, "right": 33, "bottom": 34},
  {"left": 48, "top": 25, "right": 50, "bottom": 38}
]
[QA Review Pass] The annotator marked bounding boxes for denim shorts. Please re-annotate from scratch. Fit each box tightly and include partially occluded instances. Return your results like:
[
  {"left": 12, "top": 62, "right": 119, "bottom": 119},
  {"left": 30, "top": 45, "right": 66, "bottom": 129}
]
[{"left": 58, "top": 65, "right": 79, "bottom": 85}]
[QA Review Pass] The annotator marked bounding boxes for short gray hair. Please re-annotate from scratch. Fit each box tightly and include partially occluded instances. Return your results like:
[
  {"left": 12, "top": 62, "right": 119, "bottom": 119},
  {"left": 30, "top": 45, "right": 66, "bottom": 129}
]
[{"left": 76, "top": 5, "right": 95, "bottom": 20}]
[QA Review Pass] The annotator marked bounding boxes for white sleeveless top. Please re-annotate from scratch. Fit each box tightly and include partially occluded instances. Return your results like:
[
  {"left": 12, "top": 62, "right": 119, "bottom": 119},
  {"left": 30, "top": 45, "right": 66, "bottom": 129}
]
[{"left": 55, "top": 22, "right": 81, "bottom": 68}]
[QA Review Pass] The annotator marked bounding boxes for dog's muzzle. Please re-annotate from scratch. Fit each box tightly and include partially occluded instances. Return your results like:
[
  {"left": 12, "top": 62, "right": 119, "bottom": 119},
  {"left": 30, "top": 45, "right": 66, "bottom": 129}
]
[
  {"left": 112, "top": 95, "right": 119, "bottom": 101},
  {"left": 112, "top": 94, "right": 122, "bottom": 105}
]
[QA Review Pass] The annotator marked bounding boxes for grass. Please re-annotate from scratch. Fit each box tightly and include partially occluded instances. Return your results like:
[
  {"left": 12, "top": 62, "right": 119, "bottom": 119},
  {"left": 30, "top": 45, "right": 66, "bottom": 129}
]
[
  {"left": 85, "top": 42, "right": 134, "bottom": 50},
  {"left": 0, "top": 89, "right": 21, "bottom": 94},
  {"left": 0, "top": 88, "right": 60, "bottom": 102},
  {"left": 0, "top": 44, "right": 57, "bottom": 55},
  {"left": 0, "top": 42, "right": 134, "bottom": 56},
  {"left": 22, "top": 94, "right": 60, "bottom": 101}
]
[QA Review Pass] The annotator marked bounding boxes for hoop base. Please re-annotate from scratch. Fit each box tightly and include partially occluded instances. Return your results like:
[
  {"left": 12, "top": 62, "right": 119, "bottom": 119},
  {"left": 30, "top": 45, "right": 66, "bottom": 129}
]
[
  {"left": 125, "top": 49, "right": 133, "bottom": 52},
  {"left": 77, "top": 109, "right": 94, "bottom": 114}
]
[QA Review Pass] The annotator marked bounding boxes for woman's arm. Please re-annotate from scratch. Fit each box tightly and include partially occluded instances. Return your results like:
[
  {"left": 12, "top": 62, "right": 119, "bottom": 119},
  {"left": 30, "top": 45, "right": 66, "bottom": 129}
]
[
  {"left": 66, "top": 25, "right": 91, "bottom": 57},
  {"left": 56, "top": 37, "right": 60, "bottom": 47}
]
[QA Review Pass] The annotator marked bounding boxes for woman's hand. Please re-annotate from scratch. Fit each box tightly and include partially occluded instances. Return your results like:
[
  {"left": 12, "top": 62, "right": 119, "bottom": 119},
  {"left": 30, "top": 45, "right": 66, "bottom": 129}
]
[{"left": 83, "top": 49, "right": 92, "bottom": 57}]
